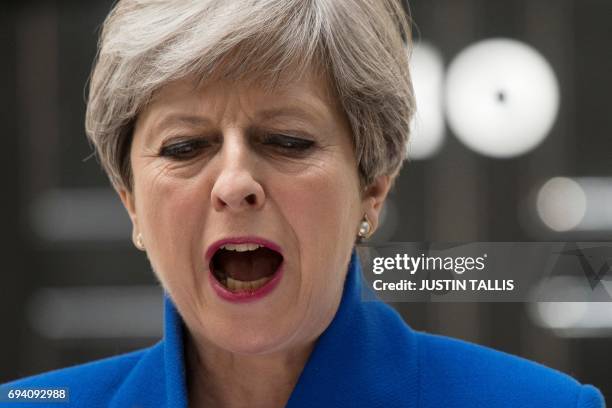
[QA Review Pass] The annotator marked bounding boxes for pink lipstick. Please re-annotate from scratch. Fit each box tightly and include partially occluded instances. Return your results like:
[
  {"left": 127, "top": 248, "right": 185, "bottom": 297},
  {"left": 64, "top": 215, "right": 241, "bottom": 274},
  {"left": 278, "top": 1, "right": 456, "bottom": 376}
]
[{"left": 206, "top": 236, "right": 284, "bottom": 303}]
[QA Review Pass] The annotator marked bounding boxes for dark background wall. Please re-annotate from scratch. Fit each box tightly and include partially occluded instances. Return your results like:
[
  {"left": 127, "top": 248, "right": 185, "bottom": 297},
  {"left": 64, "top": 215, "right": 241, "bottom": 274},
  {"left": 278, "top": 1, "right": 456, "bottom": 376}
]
[{"left": 1, "top": 0, "right": 611, "bottom": 401}]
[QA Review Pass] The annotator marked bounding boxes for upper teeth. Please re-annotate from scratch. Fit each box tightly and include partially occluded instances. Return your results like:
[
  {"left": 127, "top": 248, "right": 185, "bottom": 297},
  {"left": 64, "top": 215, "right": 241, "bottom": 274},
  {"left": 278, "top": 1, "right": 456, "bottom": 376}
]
[{"left": 221, "top": 243, "right": 262, "bottom": 252}]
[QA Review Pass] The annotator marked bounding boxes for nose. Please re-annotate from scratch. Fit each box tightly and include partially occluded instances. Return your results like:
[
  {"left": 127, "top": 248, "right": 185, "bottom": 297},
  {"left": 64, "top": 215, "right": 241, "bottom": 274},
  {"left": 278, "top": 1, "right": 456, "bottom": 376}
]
[{"left": 210, "top": 138, "right": 265, "bottom": 212}]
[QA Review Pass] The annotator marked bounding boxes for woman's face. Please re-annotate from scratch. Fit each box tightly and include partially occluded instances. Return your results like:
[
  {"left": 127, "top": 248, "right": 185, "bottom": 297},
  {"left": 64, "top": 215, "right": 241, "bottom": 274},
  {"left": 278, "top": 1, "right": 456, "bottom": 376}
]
[{"left": 120, "top": 71, "right": 388, "bottom": 355}]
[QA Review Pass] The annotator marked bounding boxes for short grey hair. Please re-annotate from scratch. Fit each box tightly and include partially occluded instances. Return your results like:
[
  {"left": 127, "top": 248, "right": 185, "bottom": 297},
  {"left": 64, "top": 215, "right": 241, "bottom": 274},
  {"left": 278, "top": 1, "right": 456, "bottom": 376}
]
[{"left": 85, "top": 0, "right": 415, "bottom": 191}]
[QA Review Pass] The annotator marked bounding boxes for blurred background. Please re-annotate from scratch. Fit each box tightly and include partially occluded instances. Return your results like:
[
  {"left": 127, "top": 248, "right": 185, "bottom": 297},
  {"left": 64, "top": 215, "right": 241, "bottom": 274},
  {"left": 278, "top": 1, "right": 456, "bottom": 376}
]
[{"left": 1, "top": 0, "right": 610, "bottom": 400}]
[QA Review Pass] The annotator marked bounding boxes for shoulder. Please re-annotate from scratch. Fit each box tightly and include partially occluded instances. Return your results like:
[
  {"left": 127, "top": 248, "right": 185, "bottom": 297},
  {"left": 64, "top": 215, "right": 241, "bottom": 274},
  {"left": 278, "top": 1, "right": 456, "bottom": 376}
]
[
  {"left": 416, "top": 331, "right": 605, "bottom": 408},
  {"left": 1, "top": 345, "right": 157, "bottom": 407}
]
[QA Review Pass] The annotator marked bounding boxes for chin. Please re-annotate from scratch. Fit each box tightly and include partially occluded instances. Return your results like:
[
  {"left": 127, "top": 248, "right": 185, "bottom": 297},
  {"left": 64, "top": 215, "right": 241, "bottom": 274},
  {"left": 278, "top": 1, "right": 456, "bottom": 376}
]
[{"left": 213, "top": 325, "right": 297, "bottom": 356}]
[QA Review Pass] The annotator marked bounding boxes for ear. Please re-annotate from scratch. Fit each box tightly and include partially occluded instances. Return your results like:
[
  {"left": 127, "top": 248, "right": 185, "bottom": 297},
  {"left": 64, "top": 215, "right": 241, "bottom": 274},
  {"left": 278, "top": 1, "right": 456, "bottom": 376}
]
[
  {"left": 361, "top": 175, "right": 393, "bottom": 234},
  {"left": 118, "top": 188, "right": 140, "bottom": 248}
]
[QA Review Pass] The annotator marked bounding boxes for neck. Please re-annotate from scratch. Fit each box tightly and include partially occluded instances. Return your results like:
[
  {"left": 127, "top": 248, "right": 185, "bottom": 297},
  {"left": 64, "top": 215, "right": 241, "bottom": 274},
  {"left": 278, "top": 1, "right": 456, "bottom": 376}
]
[{"left": 186, "top": 333, "right": 313, "bottom": 408}]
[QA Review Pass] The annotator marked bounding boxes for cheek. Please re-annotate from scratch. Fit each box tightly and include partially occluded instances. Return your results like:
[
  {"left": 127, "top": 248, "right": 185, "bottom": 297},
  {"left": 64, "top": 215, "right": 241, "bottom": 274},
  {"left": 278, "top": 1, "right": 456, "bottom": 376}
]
[
  {"left": 276, "top": 159, "right": 361, "bottom": 270},
  {"left": 136, "top": 175, "right": 208, "bottom": 283},
  {"left": 273, "top": 161, "right": 361, "bottom": 337}
]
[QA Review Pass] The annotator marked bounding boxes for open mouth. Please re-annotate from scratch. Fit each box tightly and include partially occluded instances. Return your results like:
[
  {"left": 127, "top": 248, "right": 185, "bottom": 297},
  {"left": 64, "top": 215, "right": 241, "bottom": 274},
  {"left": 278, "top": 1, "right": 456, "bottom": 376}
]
[{"left": 210, "top": 243, "right": 284, "bottom": 293}]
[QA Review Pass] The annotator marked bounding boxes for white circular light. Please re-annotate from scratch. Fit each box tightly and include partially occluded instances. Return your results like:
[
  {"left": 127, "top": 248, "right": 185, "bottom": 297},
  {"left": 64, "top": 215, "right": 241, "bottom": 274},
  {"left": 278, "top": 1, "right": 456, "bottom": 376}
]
[
  {"left": 445, "top": 38, "right": 560, "bottom": 158},
  {"left": 408, "top": 42, "right": 445, "bottom": 159},
  {"left": 536, "top": 177, "right": 586, "bottom": 232},
  {"left": 534, "top": 301, "right": 588, "bottom": 329}
]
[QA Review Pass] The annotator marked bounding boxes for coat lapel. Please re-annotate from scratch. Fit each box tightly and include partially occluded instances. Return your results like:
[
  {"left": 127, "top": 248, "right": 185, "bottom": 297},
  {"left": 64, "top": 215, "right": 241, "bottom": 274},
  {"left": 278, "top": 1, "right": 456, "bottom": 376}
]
[
  {"left": 109, "top": 292, "right": 188, "bottom": 408},
  {"left": 286, "top": 250, "right": 419, "bottom": 407}
]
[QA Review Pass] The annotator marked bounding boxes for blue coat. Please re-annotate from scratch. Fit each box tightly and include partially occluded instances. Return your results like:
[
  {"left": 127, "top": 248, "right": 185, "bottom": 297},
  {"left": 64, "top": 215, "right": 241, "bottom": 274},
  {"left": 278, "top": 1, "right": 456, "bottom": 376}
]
[{"left": 2, "top": 250, "right": 605, "bottom": 407}]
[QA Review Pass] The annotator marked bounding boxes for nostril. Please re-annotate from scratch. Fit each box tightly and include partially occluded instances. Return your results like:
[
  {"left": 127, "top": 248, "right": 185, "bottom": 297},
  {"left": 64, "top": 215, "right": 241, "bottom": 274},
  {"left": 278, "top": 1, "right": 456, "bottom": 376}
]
[
  {"left": 245, "top": 194, "right": 257, "bottom": 205},
  {"left": 211, "top": 173, "right": 264, "bottom": 211}
]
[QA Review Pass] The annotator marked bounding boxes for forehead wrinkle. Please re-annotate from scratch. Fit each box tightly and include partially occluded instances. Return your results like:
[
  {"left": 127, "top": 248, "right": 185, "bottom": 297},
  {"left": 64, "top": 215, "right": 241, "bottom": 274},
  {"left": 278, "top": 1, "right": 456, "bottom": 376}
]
[
  {"left": 138, "top": 71, "right": 343, "bottom": 145},
  {"left": 203, "top": 67, "right": 339, "bottom": 128},
  {"left": 252, "top": 72, "right": 339, "bottom": 124},
  {"left": 138, "top": 111, "right": 213, "bottom": 148}
]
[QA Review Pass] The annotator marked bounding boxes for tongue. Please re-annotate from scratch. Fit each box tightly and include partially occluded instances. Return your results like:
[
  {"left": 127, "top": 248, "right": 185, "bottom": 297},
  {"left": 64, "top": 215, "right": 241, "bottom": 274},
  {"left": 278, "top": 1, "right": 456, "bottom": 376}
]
[{"left": 216, "top": 247, "right": 282, "bottom": 281}]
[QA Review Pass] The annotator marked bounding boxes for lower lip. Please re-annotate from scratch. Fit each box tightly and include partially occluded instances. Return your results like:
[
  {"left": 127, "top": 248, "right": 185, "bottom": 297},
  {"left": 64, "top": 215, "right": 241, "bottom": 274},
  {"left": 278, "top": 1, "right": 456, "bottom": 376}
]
[{"left": 209, "top": 264, "right": 283, "bottom": 303}]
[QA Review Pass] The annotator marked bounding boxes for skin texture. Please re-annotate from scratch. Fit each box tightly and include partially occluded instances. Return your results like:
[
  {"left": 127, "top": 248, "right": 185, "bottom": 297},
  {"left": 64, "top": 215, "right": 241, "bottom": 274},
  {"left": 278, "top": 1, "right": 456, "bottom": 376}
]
[{"left": 119, "top": 71, "right": 391, "bottom": 407}]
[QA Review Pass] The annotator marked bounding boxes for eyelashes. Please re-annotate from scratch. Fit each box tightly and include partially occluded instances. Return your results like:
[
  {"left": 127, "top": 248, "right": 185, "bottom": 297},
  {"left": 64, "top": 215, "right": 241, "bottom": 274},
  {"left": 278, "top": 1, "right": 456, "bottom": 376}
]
[
  {"left": 159, "top": 139, "right": 211, "bottom": 160},
  {"left": 158, "top": 133, "right": 315, "bottom": 161},
  {"left": 261, "top": 134, "right": 315, "bottom": 151}
]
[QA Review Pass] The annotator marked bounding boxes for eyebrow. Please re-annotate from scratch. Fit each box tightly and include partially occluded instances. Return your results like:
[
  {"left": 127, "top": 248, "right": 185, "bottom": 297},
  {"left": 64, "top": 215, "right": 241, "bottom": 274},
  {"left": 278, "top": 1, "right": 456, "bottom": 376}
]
[
  {"left": 255, "top": 105, "right": 328, "bottom": 123},
  {"left": 152, "top": 104, "right": 329, "bottom": 134},
  {"left": 152, "top": 114, "right": 213, "bottom": 132}
]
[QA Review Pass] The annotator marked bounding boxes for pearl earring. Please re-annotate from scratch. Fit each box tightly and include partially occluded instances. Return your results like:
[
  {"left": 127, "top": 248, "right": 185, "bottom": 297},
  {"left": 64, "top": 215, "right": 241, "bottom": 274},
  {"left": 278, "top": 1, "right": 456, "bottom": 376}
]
[
  {"left": 136, "top": 233, "right": 145, "bottom": 250},
  {"left": 358, "top": 215, "right": 372, "bottom": 238}
]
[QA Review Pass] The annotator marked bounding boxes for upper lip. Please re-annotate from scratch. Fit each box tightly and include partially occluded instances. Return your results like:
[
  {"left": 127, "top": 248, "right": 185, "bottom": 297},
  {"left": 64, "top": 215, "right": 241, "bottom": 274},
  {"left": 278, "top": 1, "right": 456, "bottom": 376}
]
[{"left": 205, "top": 236, "right": 284, "bottom": 262}]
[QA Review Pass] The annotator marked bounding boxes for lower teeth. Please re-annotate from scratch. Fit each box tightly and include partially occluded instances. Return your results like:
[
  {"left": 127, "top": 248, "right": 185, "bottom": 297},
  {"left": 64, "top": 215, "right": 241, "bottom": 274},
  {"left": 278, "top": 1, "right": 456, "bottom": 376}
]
[{"left": 224, "top": 275, "right": 273, "bottom": 292}]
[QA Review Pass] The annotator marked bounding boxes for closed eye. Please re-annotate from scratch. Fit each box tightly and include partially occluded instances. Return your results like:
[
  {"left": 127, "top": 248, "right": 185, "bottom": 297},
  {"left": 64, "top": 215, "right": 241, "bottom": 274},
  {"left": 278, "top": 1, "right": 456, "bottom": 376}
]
[
  {"left": 159, "top": 139, "right": 211, "bottom": 160},
  {"left": 261, "top": 134, "right": 315, "bottom": 151}
]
